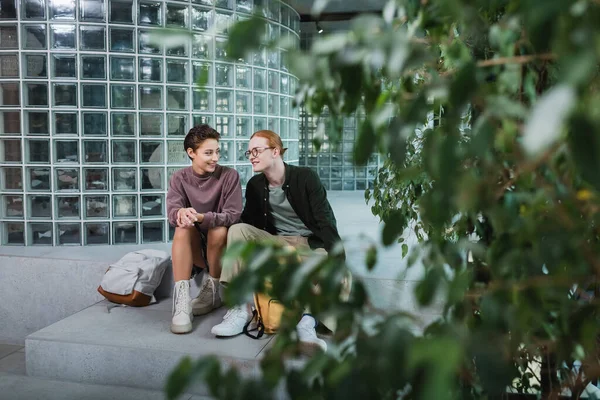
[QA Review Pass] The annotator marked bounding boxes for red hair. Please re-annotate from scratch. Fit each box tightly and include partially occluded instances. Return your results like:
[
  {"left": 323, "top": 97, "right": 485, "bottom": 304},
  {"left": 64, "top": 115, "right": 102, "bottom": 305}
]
[{"left": 250, "top": 130, "right": 287, "bottom": 156}]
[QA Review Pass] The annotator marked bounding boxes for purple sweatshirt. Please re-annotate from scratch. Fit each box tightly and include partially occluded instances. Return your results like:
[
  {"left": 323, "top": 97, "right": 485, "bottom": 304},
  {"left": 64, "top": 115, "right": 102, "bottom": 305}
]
[{"left": 166, "top": 165, "right": 242, "bottom": 230}]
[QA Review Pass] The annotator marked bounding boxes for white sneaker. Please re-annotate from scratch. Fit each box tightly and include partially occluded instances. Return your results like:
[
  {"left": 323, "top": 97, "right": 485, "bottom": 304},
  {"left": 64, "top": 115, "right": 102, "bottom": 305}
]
[
  {"left": 297, "top": 315, "right": 327, "bottom": 355},
  {"left": 211, "top": 305, "right": 253, "bottom": 337},
  {"left": 191, "top": 275, "right": 222, "bottom": 316},
  {"left": 171, "top": 280, "right": 193, "bottom": 334}
]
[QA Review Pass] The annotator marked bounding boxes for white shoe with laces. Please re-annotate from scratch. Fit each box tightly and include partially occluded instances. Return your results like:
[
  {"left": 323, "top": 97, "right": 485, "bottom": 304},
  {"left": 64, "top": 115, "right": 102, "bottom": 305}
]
[
  {"left": 171, "top": 280, "right": 193, "bottom": 334},
  {"left": 191, "top": 275, "right": 222, "bottom": 316},
  {"left": 211, "top": 305, "right": 255, "bottom": 337},
  {"left": 296, "top": 315, "right": 327, "bottom": 354}
]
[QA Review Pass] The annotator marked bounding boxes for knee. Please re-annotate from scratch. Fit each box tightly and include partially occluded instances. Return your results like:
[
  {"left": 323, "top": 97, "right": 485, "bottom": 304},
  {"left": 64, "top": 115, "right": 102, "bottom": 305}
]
[
  {"left": 173, "top": 226, "right": 195, "bottom": 241},
  {"left": 207, "top": 226, "right": 228, "bottom": 247},
  {"left": 227, "top": 223, "right": 249, "bottom": 243}
]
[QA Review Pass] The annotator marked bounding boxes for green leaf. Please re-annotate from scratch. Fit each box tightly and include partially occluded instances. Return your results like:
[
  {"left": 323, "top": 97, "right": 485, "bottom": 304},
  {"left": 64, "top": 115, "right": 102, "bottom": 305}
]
[
  {"left": 382, "top": 210, "right": 405, "bottom": 246},
  {"left": 401, "top": 243, "right": 409, "bottom": 258},
  {"left": 166, "top": 357, "right": 193, "bottom": 400},
  {"left": 365, "top": 244, "right": 377, "bottom": 270},
  {"left": 353, "top": 119, "right": 376, "bottom": 166},
  {"left": 225, "top": 16, "right": 266, "bottom": 61},
  {"left": 568, "top": 115, "right": 600, "bottom": 192},
  {"left": 415, "top": 267, "right": 442, "bottom": 306},
  {"left": 522, "top": 84, "right": 576, "bottom": 156}
]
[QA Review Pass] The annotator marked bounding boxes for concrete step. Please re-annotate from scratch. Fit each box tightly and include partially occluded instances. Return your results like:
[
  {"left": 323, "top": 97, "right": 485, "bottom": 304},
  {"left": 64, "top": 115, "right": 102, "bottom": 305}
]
[
  {"left": 0, "top": 372, "right": 211, "bottom": 400},
  {"left": 25, "top": 300, "right": 275, "bottom": 396}
]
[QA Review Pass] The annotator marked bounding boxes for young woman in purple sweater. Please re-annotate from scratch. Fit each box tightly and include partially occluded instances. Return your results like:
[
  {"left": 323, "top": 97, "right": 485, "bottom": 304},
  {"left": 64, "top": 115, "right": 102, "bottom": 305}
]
[{"left": 166, "top": 124, "right": 242, "bottom": 334}]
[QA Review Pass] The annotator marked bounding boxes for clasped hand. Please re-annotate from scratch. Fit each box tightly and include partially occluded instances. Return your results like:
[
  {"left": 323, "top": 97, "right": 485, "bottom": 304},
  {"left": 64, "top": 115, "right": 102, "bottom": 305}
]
[{"left": 177, "top": 207, "right": 203, "bottom": 227}]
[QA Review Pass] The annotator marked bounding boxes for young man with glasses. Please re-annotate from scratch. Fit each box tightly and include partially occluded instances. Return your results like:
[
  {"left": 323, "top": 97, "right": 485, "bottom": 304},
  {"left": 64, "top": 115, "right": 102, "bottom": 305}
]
[
  {"left": 166, "top": 125, "right": 243, "bottom": 334},
  {"left": 211, "top": 129, "right": 349, "bottom": 353}
]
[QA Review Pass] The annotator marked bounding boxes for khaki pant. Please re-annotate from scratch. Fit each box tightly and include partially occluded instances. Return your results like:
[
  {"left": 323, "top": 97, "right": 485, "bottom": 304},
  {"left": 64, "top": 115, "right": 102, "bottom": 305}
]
[{"left": 221, "top": 223, "right": 351, "bottom": 332}]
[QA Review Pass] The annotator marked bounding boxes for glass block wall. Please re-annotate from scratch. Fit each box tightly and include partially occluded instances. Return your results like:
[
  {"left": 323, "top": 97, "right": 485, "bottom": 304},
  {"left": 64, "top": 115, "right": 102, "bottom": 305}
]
[
  {"left": 0, "top": 0, "right": 300, "bottom": 245},
  {"left": 299, "top": 26, "right": 380, "bottom": 191}
]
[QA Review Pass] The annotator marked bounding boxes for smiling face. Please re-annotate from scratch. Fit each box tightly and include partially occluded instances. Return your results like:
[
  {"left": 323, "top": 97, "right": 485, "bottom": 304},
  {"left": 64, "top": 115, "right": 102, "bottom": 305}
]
[
  {"left": 187, "top": 138, "right": 220, "bottom": 175},
  {"left": 248, "top": 136, "right": 277, "bottom": 173}
]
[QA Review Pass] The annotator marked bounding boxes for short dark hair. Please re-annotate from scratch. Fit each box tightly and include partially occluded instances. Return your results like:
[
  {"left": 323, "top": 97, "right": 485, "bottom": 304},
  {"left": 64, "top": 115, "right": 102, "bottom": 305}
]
[{"left": 184, "top": 125, "right": 220, "bottom": 159}]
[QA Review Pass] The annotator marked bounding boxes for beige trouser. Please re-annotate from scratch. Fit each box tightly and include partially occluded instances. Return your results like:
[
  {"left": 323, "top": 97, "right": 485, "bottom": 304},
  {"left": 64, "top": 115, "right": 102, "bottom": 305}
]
[{"left": 221, "top": 223, "right": 351, "bottom": 332}]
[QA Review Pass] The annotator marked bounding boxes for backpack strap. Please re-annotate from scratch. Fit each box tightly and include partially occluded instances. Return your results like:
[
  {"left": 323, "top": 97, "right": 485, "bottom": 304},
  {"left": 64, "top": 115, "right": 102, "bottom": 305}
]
[{"left": 243, "top": 309, "right": 264, "bottom": 339}]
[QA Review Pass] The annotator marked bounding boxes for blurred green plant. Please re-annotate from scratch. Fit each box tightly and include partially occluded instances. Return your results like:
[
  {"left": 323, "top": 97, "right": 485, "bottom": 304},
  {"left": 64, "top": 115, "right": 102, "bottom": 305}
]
[{"left": 167, "top": 0, "right": 600, "bottom": 398}]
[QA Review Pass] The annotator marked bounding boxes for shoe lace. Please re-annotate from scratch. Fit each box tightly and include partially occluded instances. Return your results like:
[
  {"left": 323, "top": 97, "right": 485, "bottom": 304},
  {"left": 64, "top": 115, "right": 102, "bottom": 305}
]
[
  {"left": 196, "top": 276, "right": 216, "bottom": 305},
  {"left": 222, "top": 305, "right": 245, "bottom": 324},
  {"left": 173, "top": 282, "right": 190, "bottom": 316}
]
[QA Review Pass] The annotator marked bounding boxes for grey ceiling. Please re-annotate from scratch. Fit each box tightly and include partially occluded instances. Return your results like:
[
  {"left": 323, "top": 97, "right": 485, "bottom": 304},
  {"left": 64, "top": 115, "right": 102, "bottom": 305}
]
[{"left": 286, "top": 0, "right": 387, "bottom": 16}]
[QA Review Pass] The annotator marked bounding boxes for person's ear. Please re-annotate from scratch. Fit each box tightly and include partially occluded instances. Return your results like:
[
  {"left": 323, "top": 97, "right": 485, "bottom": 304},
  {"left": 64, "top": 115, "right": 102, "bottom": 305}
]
[
  {"left": 272, "top": 147, "right": 279, "bottom": 157},
  {"left": 186, "top": 147, "right": 195, "bottom": 159}
]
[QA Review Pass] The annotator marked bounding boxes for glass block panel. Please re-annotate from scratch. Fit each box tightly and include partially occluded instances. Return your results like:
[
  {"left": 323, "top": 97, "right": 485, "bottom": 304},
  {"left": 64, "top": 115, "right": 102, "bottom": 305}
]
[
  {"left": 267, "top": 117, "right": 278, "bottom": 132},
  {"left": 281, "top": 74, "right": 289, "bottom": 94},
  {"left": 54, "top": 112, "right": 77, "bottom": 134},
  {"left": 113, "top": 221, "right": 136, "bottom": 244},
  {"left": 268, "top": 94, "right": 278, "bottom": 114},
  {"left": 111, "top": 112, "right": 135, "bottom": 136},
  {"left": 219, "top": 140, "right": 233, "bottom": 163},
  {"left": 53, "top": 83, "right": 77, "bottom": 106},
  {"left": 22, "top": 24, "right": 46, "bottom": 49},
  {"left": 140, "top": 141, "right": 163, "bottom": 163},
  {"left": 85, "top": 222, "right": 109, "bottom": 244},
  {"left": 52, "top": 54, "right": 76, "bottom": 78},
  {"left": 167, "top": 43, "right": 188, "bottom": 57},
  {"left": 215, "top": 37, "right": 227, "bottom": 60},
  {"left": 28, "top": 195, "right": 50, "bottom": 218},
  {"left": 280, "top": 119, "right": 288, "bottom": 139},
  {"left": 50, "top": 0, "right": 75, "bottom": 19},
  {"left": 82, "top": 112, "right": 107, "bottom": 136},
  {"left": 25, "top": 83, "right": 48, "bottom": 106},
  {"left": 192, "top": 89, "right": 211, "bottom": 111},
  {"left": 330, "top": 180, "right": 342, "bottom": 190},
  {"left": 235, "top": 65, "right": 250, "bottom": 88},
  {"left": 166, "top": 140, "right": 188, "bottom": 164},
  {"left": 192, "top": 114, "right": 212, "bottom": 127},
  {"left": 81, "top": 84, "right": 106, "bottom": 108},
  {"left": 110, "top": 56, "right": 135, "bottom": 80},
  {"left": 30, "top": 222, "right": 52, "bottom": 245},
  {"left": 23, "top": 0, "right": 46, "bottom": 19},
  {"left": 140, "top": 113, "right": 162, "bottom": 136},
  {"left": 142, "top": 220, "right": 163, "bottom": 243},
  {"left": 27, "top": 111, "right": 49, "bottom": 135},
  {"left": 84, "top": 167, "right": 108, "bottom": 190},
  {"left": 139, "top": 2, "right": 162, "bottom": 26},
  {"left": 138, "top": 29, "right": 161, "bottom": 54},
  {"left": 253, "top": 47, "right": 266, "bottom": 67},
  {"left": 81, "top": 55, "right": 106, "bottom": 79},
  {"left": 238, "top": 164, "right": 252, "bottom": 186},
  {"left": 84, "top": 195, "right": 108, "bottom": 217},
  {"left": 141, "top": 194, "right": 163, "bottom": 217},
  {"left": 192, "top": 62, "right": 211, "bottom": 85},
  {"left": 0, "top": 111, "right": 20, "bottom": 135},
  {"left": 56, "top": 195, "right": 80, "bottom": 218},
  {"left": 214, "top": 115, "right": 232, "bottom": 137},
  {"left": 0, "top": 53, "right": 18, "bottom": 77},
  {"left": 167, "top": 60, "right": 188, "bottom": 83},
  {"left": 235, "top": 140, "right": 247, "bottom": 162},
  {"left": 0, "top": 83, "right": 19, "bottom": 106},
  {"left": 214, "top": 11, "right": 232, "bottom": 33},
  {"left": 253, "top": 68, "right": 266, "bottom": 90},
  {"left": 280, "top": 97, "right": 289, "bottom": 117},
  {"left": 27, "top": 167, "right": 49, "bottom": 191},
  {"left": 83, "top": 140, "right": 107, "bottom": 163},
  {"left": 2, "top": 195, "right": 23, "bottom": 218},
  {"left": 109, "top": 0, "right": 132, "bottom": 23},
  {"left": 57, "top": 223, "right": 81, "bottom": 245},
  {"left": 51, "top": 24, "right": 76, "bottom": 49},
  {"left": 167, "top": 87, "right": 187, "bottom": 110},
  {"left": 236, "top": 0, "right": 252, "bottom": 13},
  {"left": 111, "top": 84, "right": 135, "bottom": 109},
  {"left": 81, "top": 0, "right": 105, "bottom": 21},
  {"left": 268, "top": 49, "right": 280, "bottom": 69},
  {"left": 235, "top": 117, "right": 250, "bottom": 138},
  {"left": 268, "top": 71, "right": 279, "bottom": 92},
  {"left": 0, "top": 138, "right": 20, "bottom": 163},
  {"left": 23, "top": 54, "right": 46, "bottom": 78},
  {"left": 139, "top": 57, "right": 161, "bottom": 81},
  {"left": 192, "top": 34, "right": 211, "bottom": 59},
  {"left": 0, "top": 25, "right": 16, "bottom": 49},
  {"left": 215, "top": 0, "right": 232, "bottom": 9},
  {"left": 236, "top": 91, "right": 251, "bottom": 113},
  {"left": 267, "top": 22, "right": 278, "bottom": 41},
  {"left": 80, "top": 26, "right": 105, "bottom": 50},
  {"left": 112, "top": 140, "right": 135, "bottom": 163},
  {"left": 55, "top": 168, "right": 78, "bottom": 191},
  {"left": 215, "top": 90, "right": 232, "bottom": 112},
  {"left": 254, "top": 93, "right": 266, "bottom": 114},
  {"left": 113, "top": 194, "right": 136, "bottom": 217},
  {"left": 141, "top": 167, "right": 163, "bottom": 190},
  {"left": 167, "top": 114, "right": 187, "bottom": 136},
  {"left": 254, "top": 116, "right": 266, "bottom": 131},
  {"left": 191, "top": 7, "right": 212, "bottom": 31},
  {"left": 215, "top": 63, "right": 232, "bottom": 87},
  {"left": 54, "top": 140, "right": 78, "bottom": 163},
  {"left": 139, "top": 86, "right": 162, "bottom": 109},
  {"left": 166, "top": 3, "right": 188, "bottom": 27},
  {"left": 112, "top": 167, "right": 136, "bottom": 190},
  {"left": 110, "top": 28, "right": 134, "bottom": 52}
]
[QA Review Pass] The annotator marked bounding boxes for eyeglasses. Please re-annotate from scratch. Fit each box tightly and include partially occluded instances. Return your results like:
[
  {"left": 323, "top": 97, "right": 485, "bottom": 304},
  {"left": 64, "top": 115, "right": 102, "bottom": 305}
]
[{"left": 244, "top": 147, "right": 273, "bottom": 159}]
